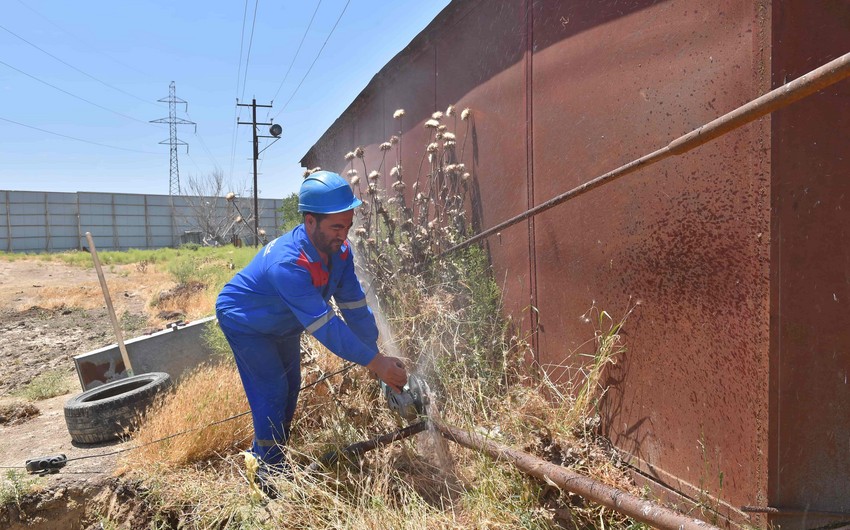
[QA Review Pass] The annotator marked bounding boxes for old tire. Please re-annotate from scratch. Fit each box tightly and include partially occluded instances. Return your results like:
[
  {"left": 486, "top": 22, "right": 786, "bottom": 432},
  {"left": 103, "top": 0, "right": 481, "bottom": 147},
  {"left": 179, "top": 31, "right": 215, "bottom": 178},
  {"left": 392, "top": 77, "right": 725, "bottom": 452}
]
[{"left": 64, "top": 372, "right": 171, "bottom": 444}]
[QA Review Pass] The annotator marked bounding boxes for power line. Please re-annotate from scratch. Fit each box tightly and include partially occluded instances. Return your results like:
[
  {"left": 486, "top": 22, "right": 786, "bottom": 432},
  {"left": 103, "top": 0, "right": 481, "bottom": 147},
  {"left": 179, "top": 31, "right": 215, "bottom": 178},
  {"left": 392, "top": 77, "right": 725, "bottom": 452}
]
[
  {"left": 0, "top": 59, "right": 157, "bottom": 126},
  {"left": 269, "top": 0, "right": 323, "bottom": 105},
  {"left": 0, "top": 116, "right": 158, "bottom": 154},
  {"left": 2, "top": 363, "right": 356, "bottom": 472},
  {"left": 229, "top": 0, "right": 251, "bottom": 180},
  {"left": 0, "top": 23, "right": 155, "bottom": 107},
  {"left": 239, "top": 0, "right": 261, "bottom": 103},
  {"left": 274, "top": 0, "right": 350, "bottom": 118},
  {"left": 14, "top": 0, "right": 156, "bottom": 80},
  {"left": 186, "top": 110, "right": 222, "bottom": 170}
]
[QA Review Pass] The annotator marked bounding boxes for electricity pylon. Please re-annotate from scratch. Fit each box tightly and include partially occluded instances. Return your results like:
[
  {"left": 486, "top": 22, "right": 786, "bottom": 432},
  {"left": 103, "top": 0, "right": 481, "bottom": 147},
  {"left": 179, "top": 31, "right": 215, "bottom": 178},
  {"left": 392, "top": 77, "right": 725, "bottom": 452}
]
[{"left": 151, "top": 81, "right": 196, "bottom": 195}]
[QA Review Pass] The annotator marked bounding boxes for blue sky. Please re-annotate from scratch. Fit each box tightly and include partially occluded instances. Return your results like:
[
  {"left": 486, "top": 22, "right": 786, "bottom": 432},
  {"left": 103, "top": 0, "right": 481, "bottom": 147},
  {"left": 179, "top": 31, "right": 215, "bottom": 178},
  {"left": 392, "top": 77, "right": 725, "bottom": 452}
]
[{"left": 0, "top": 0, "right": 451, "bottom": 199}]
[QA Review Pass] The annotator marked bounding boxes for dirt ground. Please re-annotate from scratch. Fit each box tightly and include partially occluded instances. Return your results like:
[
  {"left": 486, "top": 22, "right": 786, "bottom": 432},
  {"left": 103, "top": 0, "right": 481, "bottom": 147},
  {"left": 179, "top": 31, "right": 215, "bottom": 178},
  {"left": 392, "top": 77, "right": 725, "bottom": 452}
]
[{"left": 0, "top": 259, "right": 182, "bottom": 529}]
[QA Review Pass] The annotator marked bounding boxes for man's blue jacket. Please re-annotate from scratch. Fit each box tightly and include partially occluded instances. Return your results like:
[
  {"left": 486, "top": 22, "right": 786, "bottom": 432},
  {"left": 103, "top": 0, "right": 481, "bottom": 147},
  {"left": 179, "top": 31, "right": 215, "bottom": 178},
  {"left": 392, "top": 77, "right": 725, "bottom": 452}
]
[{"left": 216, "top": 224, "right": 379, "bottom": 366}]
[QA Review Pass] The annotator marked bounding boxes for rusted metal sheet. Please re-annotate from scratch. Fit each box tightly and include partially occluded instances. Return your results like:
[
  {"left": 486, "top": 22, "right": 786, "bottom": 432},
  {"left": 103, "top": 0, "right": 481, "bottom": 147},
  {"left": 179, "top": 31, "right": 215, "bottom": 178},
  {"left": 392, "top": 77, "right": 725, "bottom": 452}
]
[
  {"left": 531, "top": 1, "right": 771, "bottom": 523},
  {"left": 301, "top": 1, "right": 850, "bottom": 527},
  {"left": 769, "top": 3, "right": 850, "bottom": 528}
]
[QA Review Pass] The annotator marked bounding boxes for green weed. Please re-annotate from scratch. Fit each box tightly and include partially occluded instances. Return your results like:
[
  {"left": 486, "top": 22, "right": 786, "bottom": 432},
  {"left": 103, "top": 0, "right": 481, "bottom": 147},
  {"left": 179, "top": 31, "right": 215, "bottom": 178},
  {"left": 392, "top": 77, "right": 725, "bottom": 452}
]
[
  {"left": 13, "top": 370, "right": 75, "bottom": 401},
  {"left": 0, "top": 470, "right": 40, "bottom": 507}
]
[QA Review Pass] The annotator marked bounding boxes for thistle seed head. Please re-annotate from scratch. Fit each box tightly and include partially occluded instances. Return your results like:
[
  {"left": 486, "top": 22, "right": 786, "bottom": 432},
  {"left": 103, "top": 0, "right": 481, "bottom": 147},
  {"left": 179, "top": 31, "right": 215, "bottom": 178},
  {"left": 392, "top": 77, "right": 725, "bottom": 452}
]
[
  {"left": 424, "top": 119, "right": 440, "bottom": 129},
  {"left": 345, "top": 151, "right": 355, "bottom": 161},
  {"left": 426, "top": 142, "right": 438, "bottom": 153},
  {"left": 442, "top": 132, "right": 455, "bottom": 141},
  {"left": 390, "top": 166, "right": 401, "bottom": 178},
  {"left": 354, "top": 146, "right": 365, "bottom": 158},
  {"left": 368, "top": 170, "right": 380, "bottom": 181},
  {"left": 390, "top": 135, "right": 399, "bottom": 145},
  {"left": 225, "top": 192, "right": 236, "bottom": 201},
  {"left": 379, "top": 142, "right": 392, "bottom": 151},
  {"left": 350, "top": 175, "right": 360, "bottom": 186},
  {"left": 437, "top": 124, "right": 447, "bottom": 133},
  {"left": 392, "top": 180, "right": 406, "bottom": 191},
  {"left": 444, "top": 140, "right": 457, "bottom": 148},
  {"left": 461, "top": 108, "right": 471, "bottom": 120},
  {"left": 355, "top": 227, "right": 367, "bottom": 237},
  {"left": 347, "top": 169, "right": 358, "bottom": 177},
  {"left": 431, "top": 111, "right": 443, "bottom": 120},
  {"left": 446, "top": 104, "right": 455, "bottom": 117},
  {"left": 462, "top": 172, "right": 470, "bottom": 181},
  {"left": 393, "top": 109, "right": 405, "bottom": 119}
]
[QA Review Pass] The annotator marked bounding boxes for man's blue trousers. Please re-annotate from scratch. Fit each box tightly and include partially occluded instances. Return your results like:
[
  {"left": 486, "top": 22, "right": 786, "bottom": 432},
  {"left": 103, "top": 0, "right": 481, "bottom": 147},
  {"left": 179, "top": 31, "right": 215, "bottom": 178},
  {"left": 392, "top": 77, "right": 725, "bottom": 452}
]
[{"left": 218, "top": 321, "right": 301, "bottom": 465}]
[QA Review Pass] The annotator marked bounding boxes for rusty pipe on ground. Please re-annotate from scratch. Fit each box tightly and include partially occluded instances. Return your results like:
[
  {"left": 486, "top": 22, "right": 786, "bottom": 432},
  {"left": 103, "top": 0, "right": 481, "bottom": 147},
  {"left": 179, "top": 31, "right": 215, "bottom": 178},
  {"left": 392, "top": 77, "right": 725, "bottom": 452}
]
[
  {"left": 433, "top": 420, "right": 719, "bottom": 530},
  {"left": 441, "top": 50, "right": 850, "bottom": 257},
  {"left": 307, "top": 420, "right": 428, "bottom": 472}
]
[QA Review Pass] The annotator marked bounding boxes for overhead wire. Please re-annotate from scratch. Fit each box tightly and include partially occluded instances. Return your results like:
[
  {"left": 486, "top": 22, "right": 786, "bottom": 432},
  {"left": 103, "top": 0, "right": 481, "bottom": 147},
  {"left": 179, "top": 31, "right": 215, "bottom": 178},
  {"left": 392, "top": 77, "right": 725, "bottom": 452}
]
[
  {"left": 269, "top": 0, "right": 323, "bottom": 106},
  {"left": 229, "top": 0, "right": 252, "bottom": 181},
  {"left": 1, "top": 363, "right": 357, "bottom": 471},
  {"left": 0, "top": 24, "right": 156, "bottom": 108},
  {"left": 273, "top": 0, "right": 351, "bottom": 119},
  {"left": 239, "top": 0, "right": 261, "bottom": 104},
  {"left": 0, "top": 59, "right": 156, "bottom": 126},
  {"left": 0, "top": 116, "right": 158, "bottom": 154},
  {"left": 185, "top": 110, "right": 222, "bottom": 171},
  {"left": 14, "top": 0, "right": 156, "bottom": 80}
]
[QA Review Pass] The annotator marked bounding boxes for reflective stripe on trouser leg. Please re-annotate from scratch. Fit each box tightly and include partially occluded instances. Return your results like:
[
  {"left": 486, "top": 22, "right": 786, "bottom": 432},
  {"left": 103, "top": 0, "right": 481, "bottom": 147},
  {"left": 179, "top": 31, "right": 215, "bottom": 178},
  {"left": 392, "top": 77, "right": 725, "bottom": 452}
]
[{"left": 218, "top": 322, "right": 301, "bottom": 465}]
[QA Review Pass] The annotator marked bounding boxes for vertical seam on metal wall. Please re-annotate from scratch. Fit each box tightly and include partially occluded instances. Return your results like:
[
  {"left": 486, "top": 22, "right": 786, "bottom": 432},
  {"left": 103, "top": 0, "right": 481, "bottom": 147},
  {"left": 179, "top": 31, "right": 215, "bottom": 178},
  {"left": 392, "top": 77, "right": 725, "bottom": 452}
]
[
  {"left": 76, "top": 193, "right": 81, "bottom": 250},
  {"left": 44, "top": 193, "right": 51, "bottom": 252},
  {"left": 5, "top": 191, "right": 11, "bottom": 252},
  {"left": 111, "top": 194, "right": 119, "bottom": 250},
  {"left": 525, "top": 0, "right": 539, "bottom": 362}
]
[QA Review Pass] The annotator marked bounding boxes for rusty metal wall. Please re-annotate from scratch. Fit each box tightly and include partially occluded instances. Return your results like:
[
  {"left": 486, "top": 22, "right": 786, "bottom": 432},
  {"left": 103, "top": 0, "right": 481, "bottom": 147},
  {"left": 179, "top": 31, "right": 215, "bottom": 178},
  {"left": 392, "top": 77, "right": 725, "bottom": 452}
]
[
  {"left": 531, "top": 1, "right": 772, "bottom": 523},
  {"left": 301, "top": 0, "right": 850, "bottom": 526},
  {"left": 769, "top": 3, "right": 850, "bottom": 528}
]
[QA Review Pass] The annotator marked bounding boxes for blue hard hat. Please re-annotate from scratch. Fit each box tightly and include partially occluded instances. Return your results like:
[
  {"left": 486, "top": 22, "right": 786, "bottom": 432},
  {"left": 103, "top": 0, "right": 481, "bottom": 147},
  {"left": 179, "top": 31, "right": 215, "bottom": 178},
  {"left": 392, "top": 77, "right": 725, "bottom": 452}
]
[{"left": 298, "top": 171, "right": 362, "bottom": 214}]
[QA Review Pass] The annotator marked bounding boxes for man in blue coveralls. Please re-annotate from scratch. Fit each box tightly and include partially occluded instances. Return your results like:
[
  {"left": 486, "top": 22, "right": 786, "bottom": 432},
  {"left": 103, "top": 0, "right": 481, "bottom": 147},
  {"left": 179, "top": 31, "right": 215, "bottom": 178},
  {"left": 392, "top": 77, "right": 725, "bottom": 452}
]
[{"left": 216, "top": 171, "right": 408, "bottom": 490}]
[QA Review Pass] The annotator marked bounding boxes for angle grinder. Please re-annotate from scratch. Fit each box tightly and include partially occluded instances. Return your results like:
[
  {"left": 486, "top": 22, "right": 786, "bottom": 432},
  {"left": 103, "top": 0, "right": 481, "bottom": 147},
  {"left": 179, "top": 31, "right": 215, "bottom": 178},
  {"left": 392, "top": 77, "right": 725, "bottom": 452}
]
[{"left": 382, "top": 373, "right": 431, "bottom": 422}]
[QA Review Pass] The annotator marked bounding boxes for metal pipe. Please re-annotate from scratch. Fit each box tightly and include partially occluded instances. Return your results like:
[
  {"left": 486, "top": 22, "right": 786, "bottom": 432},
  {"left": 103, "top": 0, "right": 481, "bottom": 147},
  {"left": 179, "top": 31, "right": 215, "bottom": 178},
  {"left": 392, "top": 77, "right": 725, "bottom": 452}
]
[
  {"left": 433, "top": 420, "right": 719, "bottom": 530},
  {"left": 307, "top": 420, "right": 429, "bottom": 472},
  {"left": 441, "top": 51, "right": 850, "bottom": 257}
]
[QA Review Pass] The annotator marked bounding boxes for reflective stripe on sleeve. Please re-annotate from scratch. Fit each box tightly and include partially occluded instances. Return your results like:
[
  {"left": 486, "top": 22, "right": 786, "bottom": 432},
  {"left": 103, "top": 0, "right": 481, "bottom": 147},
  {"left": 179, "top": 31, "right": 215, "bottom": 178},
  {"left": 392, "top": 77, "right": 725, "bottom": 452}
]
[
  {"left": 305, "top": 311, "right": 334, "bottom": 334},
  {"left": 256, "top": 438, "right": 277, "bottom": 447},
  {"left": 336, "top": 298, "right": 367, "bottom": 310}
]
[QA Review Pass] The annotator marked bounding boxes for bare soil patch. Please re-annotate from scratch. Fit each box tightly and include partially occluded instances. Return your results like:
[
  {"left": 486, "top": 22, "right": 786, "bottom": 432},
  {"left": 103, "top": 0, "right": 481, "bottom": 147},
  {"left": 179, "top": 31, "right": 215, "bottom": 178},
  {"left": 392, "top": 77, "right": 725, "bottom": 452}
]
[{"left": 0, "top": 259, "right": 180, "bottom": 528}]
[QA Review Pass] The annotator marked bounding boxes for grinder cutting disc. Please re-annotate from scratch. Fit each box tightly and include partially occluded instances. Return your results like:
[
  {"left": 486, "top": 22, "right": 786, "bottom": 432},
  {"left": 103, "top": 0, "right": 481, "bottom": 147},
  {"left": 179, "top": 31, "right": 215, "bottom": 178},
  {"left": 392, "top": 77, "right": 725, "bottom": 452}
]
[{"left": 383, "top": 373, "right": 431, "bottom": 422}]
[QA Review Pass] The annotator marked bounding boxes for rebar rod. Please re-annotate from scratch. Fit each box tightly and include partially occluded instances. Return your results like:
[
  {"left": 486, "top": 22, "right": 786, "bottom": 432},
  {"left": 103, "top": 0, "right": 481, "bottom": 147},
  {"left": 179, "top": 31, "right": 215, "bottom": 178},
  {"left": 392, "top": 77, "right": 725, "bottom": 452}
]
[
  {"left": 307, "top": 420, "right": 428, "bottom": 472},
  {"left": 433, "top": 420, "right": 720, "bottom": 530},
  {"left": 441, "top": 51, "right": 850, "bottom": 257}
]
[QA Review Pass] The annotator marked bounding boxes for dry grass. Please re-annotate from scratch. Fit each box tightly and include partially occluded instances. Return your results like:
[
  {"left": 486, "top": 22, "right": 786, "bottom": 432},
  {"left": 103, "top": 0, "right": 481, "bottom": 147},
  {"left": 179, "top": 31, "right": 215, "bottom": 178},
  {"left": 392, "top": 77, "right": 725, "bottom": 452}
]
[
  {"left": 126, "top": 363, "right": 251, "bottom": 470},
  {"left": 118, "top": 289, "right": 642, "bottom": 529},
  {"left": 109, "top": 106, "right": 645, "bottom": 528}
]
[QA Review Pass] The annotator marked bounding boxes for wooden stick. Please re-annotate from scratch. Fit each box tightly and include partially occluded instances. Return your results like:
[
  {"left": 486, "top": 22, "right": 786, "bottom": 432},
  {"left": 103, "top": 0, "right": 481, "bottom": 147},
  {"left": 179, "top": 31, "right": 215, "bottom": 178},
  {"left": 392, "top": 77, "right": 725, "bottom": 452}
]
[{"left": 85, "top": 232, "right": 134, "bottom": 376}]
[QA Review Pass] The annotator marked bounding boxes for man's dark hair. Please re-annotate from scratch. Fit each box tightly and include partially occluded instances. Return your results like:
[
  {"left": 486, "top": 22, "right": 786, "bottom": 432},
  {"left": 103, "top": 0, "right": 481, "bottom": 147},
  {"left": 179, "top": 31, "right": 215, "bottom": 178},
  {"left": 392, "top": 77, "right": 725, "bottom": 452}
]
[{"left": 303, "top": 212, "right": 329, "bottom": 225}]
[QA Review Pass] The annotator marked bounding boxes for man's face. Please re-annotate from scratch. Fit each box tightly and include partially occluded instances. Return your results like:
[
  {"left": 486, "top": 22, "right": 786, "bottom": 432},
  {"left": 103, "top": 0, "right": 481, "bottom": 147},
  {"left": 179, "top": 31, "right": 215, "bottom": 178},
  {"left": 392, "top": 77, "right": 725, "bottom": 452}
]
[{"left": 305, "top": 210, "right": 354, "bottom": 257}]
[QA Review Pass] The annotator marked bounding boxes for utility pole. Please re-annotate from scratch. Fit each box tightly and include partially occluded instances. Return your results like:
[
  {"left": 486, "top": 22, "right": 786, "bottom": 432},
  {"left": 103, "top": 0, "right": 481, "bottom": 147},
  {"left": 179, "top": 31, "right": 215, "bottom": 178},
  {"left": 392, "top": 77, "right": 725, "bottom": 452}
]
[
  {"left": 152, "top": 81, "right": 196, "bottom": 195},
  {"left": 237, "top": 98, "right": 279, "bottom": 247}
]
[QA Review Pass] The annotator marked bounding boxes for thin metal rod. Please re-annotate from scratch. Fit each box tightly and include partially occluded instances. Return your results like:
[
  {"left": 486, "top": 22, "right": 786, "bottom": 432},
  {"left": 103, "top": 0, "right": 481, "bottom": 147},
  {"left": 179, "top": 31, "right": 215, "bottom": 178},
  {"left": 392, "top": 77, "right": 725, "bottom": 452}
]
[
  {"left": 433, "top": 420, "right": 719, "bottom": 530},
  {"left": 441, "top": 51, "right": 850, "bottom": 257},
  {"left": 742, "top": 506, "right": 850, "bottom": 518},
  {"left": 307, "top": 420, "right": 429, "bottom": 472}
]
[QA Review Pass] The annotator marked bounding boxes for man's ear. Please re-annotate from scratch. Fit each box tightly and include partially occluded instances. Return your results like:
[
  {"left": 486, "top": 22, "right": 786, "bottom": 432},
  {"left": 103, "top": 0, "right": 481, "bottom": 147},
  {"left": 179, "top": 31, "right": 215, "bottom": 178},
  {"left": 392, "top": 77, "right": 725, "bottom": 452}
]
[{"left": 304, "top": 213, "right": 315, "bottom": 230}]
